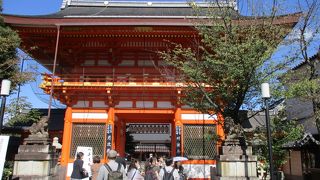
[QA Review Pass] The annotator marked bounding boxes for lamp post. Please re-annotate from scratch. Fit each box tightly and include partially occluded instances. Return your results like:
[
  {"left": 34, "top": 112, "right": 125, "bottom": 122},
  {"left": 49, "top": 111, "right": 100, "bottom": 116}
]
[
  {"left": 0, "top": 79, "right": 11, "bottom": 134},
  {"left": 261, "top": 83, "right": 274, "bottom": 180}
]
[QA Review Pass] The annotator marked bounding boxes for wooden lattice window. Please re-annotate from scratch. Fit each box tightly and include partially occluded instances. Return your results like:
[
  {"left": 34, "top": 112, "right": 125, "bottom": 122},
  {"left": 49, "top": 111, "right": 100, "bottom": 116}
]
[
  {"left": 183, "top": 124, "right": 216, "bottom": 160},
  {"left": 70, "top": 123, "right": 106, "bottom": 158}
]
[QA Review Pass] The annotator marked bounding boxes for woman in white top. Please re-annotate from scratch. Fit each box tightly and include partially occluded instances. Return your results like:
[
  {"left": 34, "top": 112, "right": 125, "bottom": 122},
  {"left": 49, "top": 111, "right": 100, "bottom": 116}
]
[{"left": 127, "top": 159, "right": 144, "bottom": 180}]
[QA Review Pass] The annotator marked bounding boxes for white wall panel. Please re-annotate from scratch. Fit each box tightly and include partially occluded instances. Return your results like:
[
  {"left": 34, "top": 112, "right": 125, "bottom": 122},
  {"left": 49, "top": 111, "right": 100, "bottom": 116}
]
[
  {"left": 181, "top": 114, "right": 217, "bottom": 120},
  {"left": 72, "top": 113, "right": 108, "bottom": 119},
  {"left": 116, "top": 101, "right": 133, "bottom": 108},
  {"left": 136, "top": 101, "right": 154, "bottom": 108}
]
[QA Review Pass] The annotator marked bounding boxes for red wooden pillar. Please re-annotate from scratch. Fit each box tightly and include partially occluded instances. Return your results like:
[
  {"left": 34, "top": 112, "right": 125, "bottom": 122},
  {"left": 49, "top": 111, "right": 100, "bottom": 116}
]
[
  {"left": 217, "top": 113, "right": 225, "bottom": 150},
  {"left": 118, "top": 121, "right": 126, "bottom": 157},
  {"left": 61, "top": 107, "right": 72, "bottom": 165},
  {"left": 115, "top": 119, "right": 125, "bottom": 155}
]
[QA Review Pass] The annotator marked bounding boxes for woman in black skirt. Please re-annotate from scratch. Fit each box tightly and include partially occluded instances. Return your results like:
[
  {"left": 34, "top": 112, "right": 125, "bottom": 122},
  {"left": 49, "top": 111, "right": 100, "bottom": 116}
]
[{"left": 71, "top": 152, "right": 88, "bottom": 180}]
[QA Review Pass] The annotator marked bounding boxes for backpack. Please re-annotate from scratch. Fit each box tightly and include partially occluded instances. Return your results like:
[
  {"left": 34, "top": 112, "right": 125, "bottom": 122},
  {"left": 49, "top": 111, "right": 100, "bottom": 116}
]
[
  {"left": 104, "top": 163, "right": 123, "bottom": 180},
  {"left": 144, "top": 166, "right": 158, "bottom": 180},
  {"left": 163, "top": 167, "right": 175, "bottom": 180}
]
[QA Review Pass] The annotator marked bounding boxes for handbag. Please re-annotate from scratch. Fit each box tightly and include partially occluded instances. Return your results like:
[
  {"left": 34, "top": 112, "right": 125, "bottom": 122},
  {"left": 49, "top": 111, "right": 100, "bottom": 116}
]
[{"left": 81, "top": 168, "right": 89, "bottom": 178}]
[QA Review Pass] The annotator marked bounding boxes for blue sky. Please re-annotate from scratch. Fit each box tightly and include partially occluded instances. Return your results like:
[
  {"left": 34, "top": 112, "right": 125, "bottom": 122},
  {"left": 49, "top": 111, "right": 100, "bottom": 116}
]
[
  {"left": 3, "top": 0, "right": 62, "bottom": 15},
  {"left": 2, "top": 0, "right": 320, "bottom": 109},
  {"left": 3, "top": 0, "right": 65, "bottom": 108}
]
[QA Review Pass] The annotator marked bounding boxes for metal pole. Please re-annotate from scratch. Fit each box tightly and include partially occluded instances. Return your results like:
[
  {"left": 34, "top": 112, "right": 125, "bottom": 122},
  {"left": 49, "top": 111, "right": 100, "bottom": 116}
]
[
  {"left": 48, "top": 25, "right": 61, "bottom": 119},
  {"left": 264, "top": 98, "right": 274, "bottom": 180},
  {"left": 0, "top": 96, "right": 7, "bottom": 134},
  {"left": 16, "top": 58, "right": 26, "bottom": 112}
]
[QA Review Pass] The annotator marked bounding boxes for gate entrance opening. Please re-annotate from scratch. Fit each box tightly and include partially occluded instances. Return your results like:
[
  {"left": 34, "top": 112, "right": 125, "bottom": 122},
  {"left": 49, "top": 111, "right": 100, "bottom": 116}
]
[
  {"left": 126, "top": 123, "right": 172, "bottom": 161},
  {"left": 115, "top": 113, "right": 174, "bottom": 161}
]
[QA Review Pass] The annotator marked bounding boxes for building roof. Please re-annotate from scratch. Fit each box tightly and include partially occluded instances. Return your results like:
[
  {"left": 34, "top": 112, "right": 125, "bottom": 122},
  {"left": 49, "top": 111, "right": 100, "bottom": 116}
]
[
  {"left": 283, "top": 132, "right": 320, "bottom": 148},
  {"left": 25, "top": 6, "right": 237, "bottom": 19},
  {"left": 292, "top": 49, "right": 320, "bottom": 70},
  {"left": 55, "top": 1, "right": 238, "bottom": 18},
  {"left": 3, "top": 1, "right": 238, "bottom": 19},
  {"left": 60, "top": 0, "right": 237, "bottom": 10},
  {"left": 2, "top": 1, "right": 301, "bottom": 27}
]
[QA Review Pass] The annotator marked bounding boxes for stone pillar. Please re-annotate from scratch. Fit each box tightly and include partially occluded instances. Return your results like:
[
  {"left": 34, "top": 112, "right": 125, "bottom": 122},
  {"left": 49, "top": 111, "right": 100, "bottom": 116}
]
[
  {"left": 13, "top": 136, "right": 57, "bottom": 180},
  {"left": 214, "top": 145, "right": 259, "bottom": 180}
]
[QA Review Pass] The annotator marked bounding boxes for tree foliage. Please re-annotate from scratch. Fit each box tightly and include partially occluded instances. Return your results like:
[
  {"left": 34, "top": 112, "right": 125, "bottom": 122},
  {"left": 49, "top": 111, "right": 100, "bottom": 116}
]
[
  {"left": 282, "top": 0, "right": 320, "bottom": 133},
  {"left": 0, "top": 0, "right": 33, "bottom": 90},
  {"left": 5, "top": 97, "right": 42, "bottom": 127},
  {"left": 159, "top": 1, "right": 291, "bottom": 124},
  {"left": 252, "top": 108, "right": 304, "bottom": 170}
]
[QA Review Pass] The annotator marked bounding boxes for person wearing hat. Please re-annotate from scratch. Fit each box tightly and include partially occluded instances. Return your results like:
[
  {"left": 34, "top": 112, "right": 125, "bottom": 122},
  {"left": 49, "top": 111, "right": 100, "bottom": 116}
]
[{"left": 97, "top": 149, "right": 127, "bottom": 180}]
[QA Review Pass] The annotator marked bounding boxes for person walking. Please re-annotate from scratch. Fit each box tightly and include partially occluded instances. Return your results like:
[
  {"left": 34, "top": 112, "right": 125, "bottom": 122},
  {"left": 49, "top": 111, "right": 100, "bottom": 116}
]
[
  {"left": 91, "top": 156, "right": 102, "bottom": 180},
  {"left": 71, "top": 152, "right": 88, "bottom": 180},
  {"left": 97, "top": 149, "right": 127, "bottom": 180},
  {"left": 159, "top": 159, "right": 179, "bottom": 180},
  {"left": 127, "top": 159, "right": 144, "bottom": 180}
]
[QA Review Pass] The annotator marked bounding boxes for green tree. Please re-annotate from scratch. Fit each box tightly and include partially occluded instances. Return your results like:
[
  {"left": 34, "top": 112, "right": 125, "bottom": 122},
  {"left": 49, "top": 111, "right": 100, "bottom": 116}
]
[
  {"left": 5, "top": 97, "right": 42, "bottom": 127},
  {"left": 0, "top": 0, "right": 33, "bottom": 89},
  {"left": 253, "top": 108, "right": 304, "bottom": 170},
  {"left": 283, "top": 0, "right": 320, "bottom": 133},
  {"left": 159, "top": 1, "right": 292, "bottom": 125}
]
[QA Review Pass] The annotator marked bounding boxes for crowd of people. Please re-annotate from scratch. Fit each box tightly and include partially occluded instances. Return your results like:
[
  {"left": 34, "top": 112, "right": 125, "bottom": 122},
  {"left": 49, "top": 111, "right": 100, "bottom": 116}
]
[{"left": 70, "top": 150, "right": 187, "bottom": 180}]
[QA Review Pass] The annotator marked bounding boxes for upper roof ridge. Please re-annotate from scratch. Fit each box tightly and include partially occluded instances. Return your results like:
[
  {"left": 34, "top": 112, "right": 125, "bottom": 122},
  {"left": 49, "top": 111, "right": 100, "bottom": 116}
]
[{"left": 61, "top": 0, "right": 237, "bottom": 10}]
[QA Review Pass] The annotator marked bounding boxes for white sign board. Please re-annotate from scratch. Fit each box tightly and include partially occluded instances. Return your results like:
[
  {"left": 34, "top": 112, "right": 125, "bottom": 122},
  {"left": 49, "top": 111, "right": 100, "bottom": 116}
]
[
  {"left": 0, "top": 136, "right": 10, "bottom": 179},
  {"left": 67, "top": 146, "right": 93, "bottom": 179}
]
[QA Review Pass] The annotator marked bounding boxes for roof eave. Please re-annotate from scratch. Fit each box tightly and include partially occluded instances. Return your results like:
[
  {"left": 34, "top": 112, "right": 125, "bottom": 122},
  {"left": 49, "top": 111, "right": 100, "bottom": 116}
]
[
  {"left": 3, "top": 14, "right": 199, "bottom": 27},
  {"left": 2, "top": 12, "right": 302, "bottom": 27}
]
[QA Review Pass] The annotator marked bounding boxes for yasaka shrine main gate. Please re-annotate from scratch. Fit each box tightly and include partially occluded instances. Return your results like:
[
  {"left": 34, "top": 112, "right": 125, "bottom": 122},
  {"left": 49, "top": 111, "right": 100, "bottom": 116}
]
[{"left": 4, "top": 0, "right": 299, "bottom": 178}]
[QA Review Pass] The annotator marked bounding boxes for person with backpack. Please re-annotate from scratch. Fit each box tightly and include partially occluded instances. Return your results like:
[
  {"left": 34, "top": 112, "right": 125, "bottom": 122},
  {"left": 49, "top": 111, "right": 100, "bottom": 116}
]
[
  {"left": 115, "top": 153, "right": 126, "bottom": 170},
  {"left": 159, "top": 159, "right": 179, "bottom": 180},
  {"left": 97, "top": 149, "right": 127, "bottom": 180},
  {"left": 144, "top": 157, "right": 159, "bottom": 180}
]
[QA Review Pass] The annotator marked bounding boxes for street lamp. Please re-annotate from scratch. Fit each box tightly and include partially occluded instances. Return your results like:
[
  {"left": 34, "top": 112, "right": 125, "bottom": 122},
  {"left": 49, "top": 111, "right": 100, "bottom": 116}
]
[
  {"left": 261, "top": 83, "right": 274, "bottom": 180},
  {"left": 0, "top": 79, "right": 11, "bottom": 134}
]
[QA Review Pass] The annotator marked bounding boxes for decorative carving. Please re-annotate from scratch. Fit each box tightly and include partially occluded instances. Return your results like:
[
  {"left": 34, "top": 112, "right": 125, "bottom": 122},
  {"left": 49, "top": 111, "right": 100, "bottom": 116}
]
[
  {"left": 29, "top": 116, "right": 49, "bottom": 136},
  {"left": 224, "top": 117, "right": 244, "bottom": 146},
  {"left": 127, "top": 124, "right": 170, "bottom": 134}
]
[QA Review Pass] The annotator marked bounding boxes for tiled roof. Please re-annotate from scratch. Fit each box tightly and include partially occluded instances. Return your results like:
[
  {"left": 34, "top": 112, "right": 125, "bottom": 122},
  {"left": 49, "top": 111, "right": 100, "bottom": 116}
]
[
  {"left": 60, "top": 0, "right": 237, "bottom": 10},
  {"left": 283, "top": 132, "right": 320, "bottom": 148},
  {"left": 292, "top": 50, "right": 320, "bottom": 70},
  {"left": 10, "top": 6, "right": 239, "bottom": 19}
]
